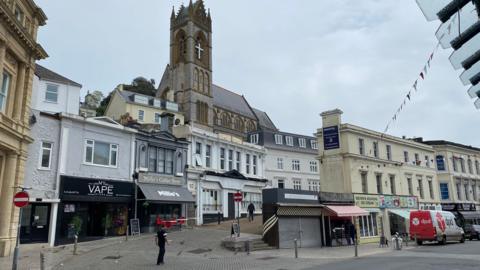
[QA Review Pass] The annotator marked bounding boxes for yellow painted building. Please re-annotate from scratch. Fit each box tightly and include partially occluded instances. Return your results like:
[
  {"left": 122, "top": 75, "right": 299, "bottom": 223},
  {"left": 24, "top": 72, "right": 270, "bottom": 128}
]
[
  {"left": 0, "top": 0, "right": 47, "bottom": 256},
  {"left": 105, "top": 86, "right": 184, "bottom": 126}
]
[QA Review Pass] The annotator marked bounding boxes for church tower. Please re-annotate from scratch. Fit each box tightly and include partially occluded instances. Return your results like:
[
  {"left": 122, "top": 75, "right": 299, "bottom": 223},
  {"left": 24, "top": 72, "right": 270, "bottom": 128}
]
[{"left": 159, "top": 0, "right": 213, "bottom": 129}]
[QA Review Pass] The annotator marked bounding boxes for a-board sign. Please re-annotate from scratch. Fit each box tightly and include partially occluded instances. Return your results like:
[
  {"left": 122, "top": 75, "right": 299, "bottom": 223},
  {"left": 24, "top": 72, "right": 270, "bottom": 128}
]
[
  {"left": 130, "top": 218, "right": 141, "bottom": 236},
  {"left": 231, "top": 223, "right": 239, "bottom": 236}
]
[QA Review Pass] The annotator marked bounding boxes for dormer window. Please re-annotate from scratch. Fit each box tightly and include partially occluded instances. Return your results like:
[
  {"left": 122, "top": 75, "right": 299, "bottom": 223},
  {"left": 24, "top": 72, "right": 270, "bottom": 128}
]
[
  {"left": 286, "top": 136, "right": 293, "bottom": 146},
  {"left": 311, "top": 140, "right": 318, "bottom": 150},
  {"left": 45, "top": 84, "right": 59, "bottom": 103},
  {"left": 250, "top": 134, "right": 259, "bottom": 144},
  {"left": 299, "top": 138, "right": 306, "bottom": 148},
  {"left": 274, "top": 134, "right": 283, "bottom": 145}
]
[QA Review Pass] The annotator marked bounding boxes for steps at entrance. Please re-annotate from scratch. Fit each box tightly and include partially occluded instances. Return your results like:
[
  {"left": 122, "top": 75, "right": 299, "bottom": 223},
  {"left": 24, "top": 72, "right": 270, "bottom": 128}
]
[{"left": 251, "top": 239, "right": 276, "bottom": 251}]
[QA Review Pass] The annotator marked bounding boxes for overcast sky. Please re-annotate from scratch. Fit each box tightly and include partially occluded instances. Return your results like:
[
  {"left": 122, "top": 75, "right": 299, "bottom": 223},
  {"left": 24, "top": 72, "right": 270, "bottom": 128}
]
[{"left": 34, "top": 0, "right": 480, "bottom": 146}]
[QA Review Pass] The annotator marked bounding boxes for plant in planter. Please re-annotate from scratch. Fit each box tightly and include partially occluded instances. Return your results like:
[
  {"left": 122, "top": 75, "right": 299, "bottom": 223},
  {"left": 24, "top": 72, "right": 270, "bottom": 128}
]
[{"left": 69, "top": 215, "right": 83, "bottom": 236}]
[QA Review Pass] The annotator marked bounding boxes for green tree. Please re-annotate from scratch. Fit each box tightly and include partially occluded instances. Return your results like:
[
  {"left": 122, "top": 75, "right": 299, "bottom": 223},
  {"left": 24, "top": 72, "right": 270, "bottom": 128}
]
[
  {"left": 124, "top": 77, "right": 157, "bottom": 96},
  {"left": 96, "top": 91, "right": 113, "bottom": 116}
]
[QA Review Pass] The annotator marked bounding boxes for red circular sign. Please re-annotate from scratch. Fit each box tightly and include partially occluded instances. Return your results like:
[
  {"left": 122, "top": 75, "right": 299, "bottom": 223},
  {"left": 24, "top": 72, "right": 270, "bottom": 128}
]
[
  {"left": 13, "top": 191, "right": 29, "bottom": 208},
  {"left": 234, "top": 192, "right": 243, "bottom": 202}
]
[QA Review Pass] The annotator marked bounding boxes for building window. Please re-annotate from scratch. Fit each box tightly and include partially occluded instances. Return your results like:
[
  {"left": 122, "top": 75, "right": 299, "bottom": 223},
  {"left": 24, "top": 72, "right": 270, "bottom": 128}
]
[
  {"left": 39, "top": 142, "right": 53, "bottom": 169},
  {"left": 250, "top": 134, "right": 259, "bottom": 144},
  {"left": 292, "top": 160, "right": 300, "bottom": 171},
  {"left": 453, "top": 157, "right": 458, "bottom": 172},
  {"left": 246, "top": 154, "right": 251, "bottom": 174},
  {"left": 475, "top": 160, "right": 480, "bottom": 175},
  {"left": 361, "top": 172, "right": 368, "bottom": 193},
  {"left": 468, "top": 159, "right": 473, "bottom": 174},
  {"left": 359, "top": 213, "right": 378, "bottom": 237},
  {"left": 286, "top": 136, "right": 293, "bottom": 146},
  {"left": 472, "top": 182, "right": 477, "bottom": 201},
  {"left": 311, "top": 140, "right": 318, "bottom": 150},
  {"left": 155, "top": 113, "right": 161, "bottom": 123},
  {"left": 84, "top": 140, "right": 118, "bottom": 167},
  {"left": 404, "top": 151, "right": 409, "bottom": 163},
  {"left": 146, "top": 146, "right": 174, "bottom": 174},
  {"left": 14, "top": 5, "right": 24, "bottom": 23},
  {"left": 196, "top": 101, "right": 209, "bottom": 124},
  {"left": 456, "top": 179, "right": 462, "bottom": 200},
  {"left": 418, "top": 178, "right": 424, "bottom": 199},
  {"left": 358, "top": 138, "right": 365, "bottom": 155},
  {"left": 436, "top": 155, "right": 445, "bottom": 171},
  {"left": 205, "top": 144, "right": 211, "bottom": 168},
  {"left": 299, "top": 138, "right": 306, "bottom": 148},
  {"left": 407, "top": 177, "right": 413, "bottom": 195},
  {"left": 309, "top": 161, "right": 318, "bottom": 172},
  {"left": 439, "top": 183, "right": 449, "bottom": 200},
  {"left": 235, "top": 151, "right": 240, "bottom": 171},
  {"left": 464, "top": 182, "right": 470, "bottom": 201},
  {"left": 228, "top": 150, "right": 233, "bottom": 170},
  {"left": 293, "top": 179, "right": 302, "bottom": 190},
  {"left": 278, "top": 179, "right": 285, "bottom": 189},
  {"left": 234, "top": 117, "right": 244, "bottom": 131},
  {"left": 386, "top": 145, "right": 392, "bottom": 160},
  {"left": 274, "top": 134, "right": 283, "bottom": 145},
  {"left": 308, "top": 180, "right": 320, "bottom": 192},
  {"left": 253, "top": 155, "right": 257, "bottom": 175},
  {"left": 277, "top": 158, "right": 284, "bottom": 170},
  {"left": 376, "top": 174, "right": 382, "bottom": 194},
  {"left": 0, "top": 71, "right": 10, "bottom": 112},
  {"left": 460, "top": 158, "right": 466, "bottom": 173},
  {"left": 194, "top": 142, "right": 202, "bottom": 167},
  {"left": 425, "top": 155, "right": 430, "bottom": 168},
  {"left": 389, "top": 175, "right": 396, "bottom": 195},
  {"left": 427, "top": 177, "right": 434, "bottom": 199},
  {"left": 45, "top": 84, "right": 59, "bottom": 103},
  {"left": 138, "top": 110, "right": 145, "bottom": 121},
  {"left": 373, "top": 142, "right": 378, "bottom": 158},
  {"left": 148, "top": 146, "right": 157, "bottom": 171},
  {"left": 414, "top": 153, "right": 420, "bottom": 166},
  {"left": 220, "top": 148, "right": 225, "bottom": 170}
]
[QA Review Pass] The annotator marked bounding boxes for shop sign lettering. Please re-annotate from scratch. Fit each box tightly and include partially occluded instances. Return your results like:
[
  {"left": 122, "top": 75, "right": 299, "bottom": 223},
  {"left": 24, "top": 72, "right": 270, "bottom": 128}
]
[
  {"left": 158, "top": 190, "right": 180, "bottom": 197},
  {"left": 88, "top": 181, "right": 114, "bottom": 196},
  {"left": 354, "top": 194, "right": 418, "bottom": 209},
  {"left": 354, "top": 194, "right": 379, "bottom": 208}
]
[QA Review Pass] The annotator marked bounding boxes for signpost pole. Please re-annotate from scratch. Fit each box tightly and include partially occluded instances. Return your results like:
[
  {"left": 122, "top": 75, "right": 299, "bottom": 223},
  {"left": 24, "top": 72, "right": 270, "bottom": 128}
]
[
  {"left": 12, "top": 207, "right": 22, "bottom": 270},
  {"left": 237, "top": 200, "right": 240, "bottom": 237}
]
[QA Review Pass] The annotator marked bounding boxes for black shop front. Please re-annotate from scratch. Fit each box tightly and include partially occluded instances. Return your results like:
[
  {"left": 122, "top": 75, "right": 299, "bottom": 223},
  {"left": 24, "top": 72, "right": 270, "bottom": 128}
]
[{"left": 56, "top": 176, "right": 133, "bottom": 244}]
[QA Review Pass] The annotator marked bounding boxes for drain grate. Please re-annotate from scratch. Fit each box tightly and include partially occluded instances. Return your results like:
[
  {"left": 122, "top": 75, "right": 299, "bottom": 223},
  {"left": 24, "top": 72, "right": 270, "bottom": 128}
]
[
  {"left": 103, "top": 255, "right": 121, "bottom": 260},
  {"left": 188, "top": 248, "right": 212, "bottom": 254}
]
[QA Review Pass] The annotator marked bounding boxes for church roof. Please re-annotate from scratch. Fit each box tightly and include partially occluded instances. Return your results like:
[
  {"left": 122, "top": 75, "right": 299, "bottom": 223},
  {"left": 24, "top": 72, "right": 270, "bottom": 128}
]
[
  {"left": 252, "top": 108, "right": 278, "bottom": 131},
  {"left": 35, "top": 64, "right": 82, "bottom": 88},
  {"left": 212, "top": 84, "right": 256, "bottom": 119}
]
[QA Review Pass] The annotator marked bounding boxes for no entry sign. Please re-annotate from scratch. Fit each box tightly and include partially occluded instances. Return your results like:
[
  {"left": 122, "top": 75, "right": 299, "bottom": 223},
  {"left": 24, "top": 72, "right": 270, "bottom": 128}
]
[
  {"left": 234, "top": 192, "right": 243, "bottom": 202},
  {"left": 13, "top": 191, "right": 29, "bottom": 208}
]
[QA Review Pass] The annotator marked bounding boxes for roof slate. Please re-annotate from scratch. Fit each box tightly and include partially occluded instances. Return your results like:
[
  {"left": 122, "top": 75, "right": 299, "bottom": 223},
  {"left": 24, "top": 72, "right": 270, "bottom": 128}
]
[
  {"left": 212, "top": 84, "right": 256, "bottom": 119},
  {"left": 34, "top": 64, "right": 82, "bottom": 88},
  {"left": 252, "top": 108, "right": 278, "bottom": 131}
]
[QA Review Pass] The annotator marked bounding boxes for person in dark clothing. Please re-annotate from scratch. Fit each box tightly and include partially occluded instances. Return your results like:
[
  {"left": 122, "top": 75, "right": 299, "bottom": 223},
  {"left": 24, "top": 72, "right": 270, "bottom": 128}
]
[
  {"left": 349, "top": 222, "right": 356, "bottom": 245},
  {"left": 247, "top": 203, "right": 255, "bottom": 222},
  {"left": 155, "top": 225, "right": 168, "bottom": 265}
]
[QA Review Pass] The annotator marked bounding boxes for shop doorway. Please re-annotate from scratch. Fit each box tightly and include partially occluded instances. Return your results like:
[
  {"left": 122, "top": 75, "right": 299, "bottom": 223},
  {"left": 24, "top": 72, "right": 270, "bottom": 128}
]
[
  {"left": 228, "top": 193, "right": 235, "bottom": 219},
  {"left": 20, "top": 203, "right": 51, "bottom": 243}
]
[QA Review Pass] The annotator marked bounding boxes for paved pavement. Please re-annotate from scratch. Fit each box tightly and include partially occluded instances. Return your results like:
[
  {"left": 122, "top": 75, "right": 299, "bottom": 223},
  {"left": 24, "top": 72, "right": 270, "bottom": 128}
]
[{"left": 2, "top": 227, "right": 479, "bottom": 270}]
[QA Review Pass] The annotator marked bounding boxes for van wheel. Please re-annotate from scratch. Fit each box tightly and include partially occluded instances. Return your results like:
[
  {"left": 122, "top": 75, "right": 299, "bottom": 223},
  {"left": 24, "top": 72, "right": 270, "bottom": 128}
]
[
  {"left": 416, "top": 240, "right": 423, "bottom": 245},
  {"left": 440, "top": 235, "right": 446, "bottom": 245},
  {"left": 460, "top": 235, "right": 465, "bottom": 243}
]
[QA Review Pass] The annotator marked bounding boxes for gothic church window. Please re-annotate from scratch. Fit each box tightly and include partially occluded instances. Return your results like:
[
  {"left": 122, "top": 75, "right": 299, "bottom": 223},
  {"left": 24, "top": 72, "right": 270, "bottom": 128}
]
[
  {"left": 234, "top": 117, "right": 243, "bottom": 131},
  {"left": 175, "top": 30, "right": 187, "bottom": 64},
  {"left": 221, "top": 113, "right": 231, "bottom": 128},
  {"left": 193, "top": 68, "right": 199, "bottom": 90},
  {"left": 246, "top": 120, "right": 255, "bottom": 132},
  {"left": 196, "top": 101, "right": 208, "bottom": 124}
]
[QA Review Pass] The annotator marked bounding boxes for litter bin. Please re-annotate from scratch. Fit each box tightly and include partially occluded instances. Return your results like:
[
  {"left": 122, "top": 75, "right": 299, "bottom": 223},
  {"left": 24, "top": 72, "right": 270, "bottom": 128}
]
[{"left": 392, "top": 233, "right": 403, "bottom": 250}]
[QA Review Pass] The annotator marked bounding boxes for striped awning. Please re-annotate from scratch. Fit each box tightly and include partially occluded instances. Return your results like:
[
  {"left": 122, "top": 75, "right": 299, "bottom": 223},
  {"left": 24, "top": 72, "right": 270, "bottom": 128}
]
[{"left": 277, "top": 206, "right": 323, "bottom": 216}]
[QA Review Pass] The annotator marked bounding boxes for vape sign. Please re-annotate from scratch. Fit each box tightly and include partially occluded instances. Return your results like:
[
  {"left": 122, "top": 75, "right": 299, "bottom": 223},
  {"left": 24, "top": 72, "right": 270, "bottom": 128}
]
[
  {"left": 61, "top": 176, "right": 133, "bottom": 202},
  {"left": 88, "top": 181, "right": 114, "bottom": 197}
]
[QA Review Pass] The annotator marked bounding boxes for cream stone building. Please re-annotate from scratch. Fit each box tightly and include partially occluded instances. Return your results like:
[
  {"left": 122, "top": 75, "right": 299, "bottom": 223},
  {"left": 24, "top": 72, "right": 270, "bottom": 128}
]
[
  {"left": 419, "top": 140, "right": 480, "bottom": 225},
  {"left": 317, "top": 109, "right": 441, "bottom": 243},
  {"left": 0, "top": 0, "right": 47, "bottom": 256}
]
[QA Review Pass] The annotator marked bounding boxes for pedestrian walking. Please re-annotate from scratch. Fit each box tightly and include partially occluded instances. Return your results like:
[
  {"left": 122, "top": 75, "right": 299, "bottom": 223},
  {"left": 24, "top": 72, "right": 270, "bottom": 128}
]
[
  {"left": 247, "top": 202, "right": 255, "bottom": 222},
  {"left": 348, "top": 221, "right": 356, "bottom": 245},
  {"left": 155, "top": 224, "right": 169, "bottom": 265}
]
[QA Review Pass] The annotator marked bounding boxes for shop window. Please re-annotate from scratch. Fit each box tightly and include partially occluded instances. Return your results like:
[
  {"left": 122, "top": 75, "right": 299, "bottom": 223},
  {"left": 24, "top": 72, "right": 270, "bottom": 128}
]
[
  {"left": 359, "top": 213, "right": 378, "bottom": 237},
  {"left": 84, "top": 140, "right": 118, "bottom": 167},
  {"left": 439, "top": 183, "right": 449, "bottom": 200},
  {"left": 39, "top": 142, "right": 53, "bottom": 169}
]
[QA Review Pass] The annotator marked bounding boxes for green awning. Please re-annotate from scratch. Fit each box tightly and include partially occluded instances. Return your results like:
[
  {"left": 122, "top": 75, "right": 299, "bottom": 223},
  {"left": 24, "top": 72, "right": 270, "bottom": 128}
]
[{"left": 389, "top": 209, "right": 411, "bottom": 220}]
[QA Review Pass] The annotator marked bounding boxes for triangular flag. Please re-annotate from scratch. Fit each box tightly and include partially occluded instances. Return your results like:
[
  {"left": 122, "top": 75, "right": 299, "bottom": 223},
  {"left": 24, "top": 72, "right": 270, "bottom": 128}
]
[
  {"left": 407, "top": 92, "right": 411, "bottom": 100},
  {"left": 420, "top": 72, "right": 424, "bottom": 79},
  {"left": 413, "top": 80, "right": 418, "bottom": 90}
]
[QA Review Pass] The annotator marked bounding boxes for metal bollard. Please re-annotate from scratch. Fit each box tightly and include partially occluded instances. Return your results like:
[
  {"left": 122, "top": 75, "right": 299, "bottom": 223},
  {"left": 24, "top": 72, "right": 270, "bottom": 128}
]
[
  {"left": 40, "top": 252, "right": 45, "bottom": 270},
  {"left": 245, "top": 240, "right": 250, "bottom": 255},
  {"left": 125, "top": 226, "right": 129, "bottom": 241},
  {"left": 73, "top": 235, "right": 78, "bottom": 255},
  {"left": 294, "top": 238, "right": 298, "bottom": 258}
]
